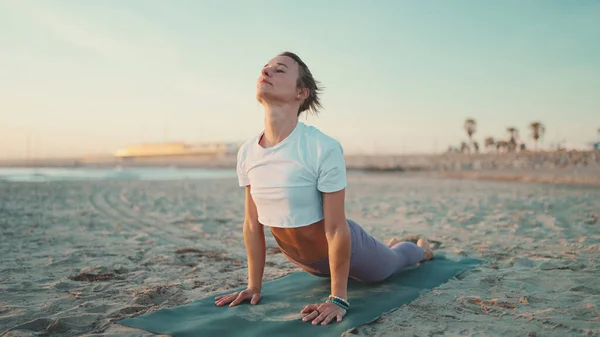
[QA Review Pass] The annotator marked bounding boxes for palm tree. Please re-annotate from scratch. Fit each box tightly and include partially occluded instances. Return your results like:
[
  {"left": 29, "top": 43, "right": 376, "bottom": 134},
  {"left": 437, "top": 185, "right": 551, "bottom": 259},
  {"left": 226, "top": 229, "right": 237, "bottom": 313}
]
[
  {"left": 464, "top": 119, "right": 476, "bottom": 147},
  {"left": 529, "top": 121, "right": 545, "bottom": 151},
  {"left": 507, "top": 127, "right": 519, "bottom": 152}
]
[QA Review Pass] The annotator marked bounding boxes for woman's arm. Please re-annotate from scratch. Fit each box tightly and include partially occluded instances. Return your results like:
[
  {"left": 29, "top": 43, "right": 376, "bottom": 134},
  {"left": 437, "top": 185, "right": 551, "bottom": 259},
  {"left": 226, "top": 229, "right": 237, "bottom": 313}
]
[
  {"left": 216, "top": 186, "right": 265, "bottom": 307},
  {"left": 323, "top": 188, "right": 351, "bottom": 300},
  {"left": 243, "top": 186, "right": 266, "bottom": 292}
]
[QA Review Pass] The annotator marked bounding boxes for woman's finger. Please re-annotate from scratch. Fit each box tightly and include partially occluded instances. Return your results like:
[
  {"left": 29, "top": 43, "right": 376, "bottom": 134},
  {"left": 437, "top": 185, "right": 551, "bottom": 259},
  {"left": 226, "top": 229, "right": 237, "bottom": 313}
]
[
  {"left": 215, "top": 294, "right": 234, "bottom": 306},
  {"left": 320, "top": 311, "right": 338, "bottom": 326},
  {"left": 215, "top": 294, "right": 229, "bottom": 305},
  {"left": 250, "top": 293, "right": 261, "bottom": 305},
  {"left": 300, "top": 304, "right": 319, "bottom": 314},
  {"left": 302, "top": 309, "right": 320, "bottom": 322},
  {"left": 312, "top": 309, "right": 328, "bottom": 325},
  {"left": 229, "top": 292, "right": 249, "bottom": 307},
  {"left": 215, "top": 293, "right": 233, "bottom": 301},
  {"left": 336, "top": 312, "right": 344, "bottom": 322},
  {"left": 216, "top": 291, "right": 237, "bottom": 300}
]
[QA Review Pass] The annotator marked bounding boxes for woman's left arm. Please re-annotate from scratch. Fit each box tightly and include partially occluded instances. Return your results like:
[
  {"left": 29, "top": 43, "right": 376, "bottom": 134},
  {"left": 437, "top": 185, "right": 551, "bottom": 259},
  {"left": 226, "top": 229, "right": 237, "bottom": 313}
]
[
  {"left": 323, "top": 188, "right": 351, "bottom": 300},
  {"left": 301, "top": 141, "right": 350, "bottom": 325}
]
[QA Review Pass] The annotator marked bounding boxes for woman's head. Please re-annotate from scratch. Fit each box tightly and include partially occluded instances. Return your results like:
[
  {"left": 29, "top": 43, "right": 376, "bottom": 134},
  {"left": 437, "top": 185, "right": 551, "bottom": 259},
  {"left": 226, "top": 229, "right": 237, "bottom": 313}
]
[{"left": 256, "top": 51, "right": 322, "bottom": 116}]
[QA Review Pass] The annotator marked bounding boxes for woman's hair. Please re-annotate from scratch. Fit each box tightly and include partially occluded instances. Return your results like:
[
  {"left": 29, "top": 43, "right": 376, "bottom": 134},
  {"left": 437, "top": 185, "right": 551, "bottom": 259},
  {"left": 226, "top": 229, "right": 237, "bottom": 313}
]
[{"left": 278, "top": 51, "right": 323, "bottom": 116}]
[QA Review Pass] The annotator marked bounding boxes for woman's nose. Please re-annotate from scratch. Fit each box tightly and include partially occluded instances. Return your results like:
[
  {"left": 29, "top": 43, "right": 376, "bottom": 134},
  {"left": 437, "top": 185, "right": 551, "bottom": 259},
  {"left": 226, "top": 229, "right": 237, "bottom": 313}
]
[{"left": 261, "top": 67, "right": 272, "bottom": 76}]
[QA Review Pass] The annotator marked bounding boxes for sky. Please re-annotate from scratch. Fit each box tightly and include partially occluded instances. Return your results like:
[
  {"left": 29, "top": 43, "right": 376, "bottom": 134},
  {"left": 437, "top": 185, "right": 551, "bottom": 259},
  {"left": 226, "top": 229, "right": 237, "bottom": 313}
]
[{"left": 1, "top": 0, "right": 599, "bottom": 159}]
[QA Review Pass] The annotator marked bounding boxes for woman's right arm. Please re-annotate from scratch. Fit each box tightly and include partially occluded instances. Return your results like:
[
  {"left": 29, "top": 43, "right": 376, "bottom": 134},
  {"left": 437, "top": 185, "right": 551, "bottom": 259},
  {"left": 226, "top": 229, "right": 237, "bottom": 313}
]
[
  {"left": 242, "top": 185, "right": 266, "bottom": 293},
  {"left": 214, "top": 186, "right": 266, "bottom": 307}
]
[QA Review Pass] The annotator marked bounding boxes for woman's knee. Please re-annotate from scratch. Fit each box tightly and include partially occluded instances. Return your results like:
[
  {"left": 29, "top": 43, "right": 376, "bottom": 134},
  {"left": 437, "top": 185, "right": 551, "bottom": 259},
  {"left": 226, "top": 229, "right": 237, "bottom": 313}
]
[{"left": 349, "top": 258, "right": 396, "bottom": 283}]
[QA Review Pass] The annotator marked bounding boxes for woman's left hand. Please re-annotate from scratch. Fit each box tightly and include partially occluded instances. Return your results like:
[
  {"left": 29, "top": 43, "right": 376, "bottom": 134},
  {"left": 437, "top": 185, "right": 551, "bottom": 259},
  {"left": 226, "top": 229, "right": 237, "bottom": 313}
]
[{"left": 301, "top": 301, "right": 347, "bottom": 326}]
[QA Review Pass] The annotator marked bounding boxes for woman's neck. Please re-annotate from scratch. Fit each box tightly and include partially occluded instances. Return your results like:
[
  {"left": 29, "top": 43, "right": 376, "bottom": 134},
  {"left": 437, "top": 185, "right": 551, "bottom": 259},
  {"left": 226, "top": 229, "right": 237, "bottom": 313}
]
[{"left": 261, "top": 104, "right": 298, "bottom": 148}]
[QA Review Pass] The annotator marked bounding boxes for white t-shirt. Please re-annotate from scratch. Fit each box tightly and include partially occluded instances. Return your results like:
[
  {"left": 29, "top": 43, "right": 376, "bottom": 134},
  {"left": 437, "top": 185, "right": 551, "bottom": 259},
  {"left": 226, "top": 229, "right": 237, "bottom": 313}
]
[{"left": 236, "top": 122, "right": 347, "bottom": 228}]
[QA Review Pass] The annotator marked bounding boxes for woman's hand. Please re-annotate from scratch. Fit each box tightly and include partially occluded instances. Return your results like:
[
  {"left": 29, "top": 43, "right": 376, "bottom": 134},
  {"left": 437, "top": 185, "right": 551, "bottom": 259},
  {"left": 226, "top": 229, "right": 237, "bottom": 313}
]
[
  {"left": 214, "top": 288, "right": 261, "bottom": 307},
  {"left": 301, "top": 302, "right": 347, "bottom": 326}
]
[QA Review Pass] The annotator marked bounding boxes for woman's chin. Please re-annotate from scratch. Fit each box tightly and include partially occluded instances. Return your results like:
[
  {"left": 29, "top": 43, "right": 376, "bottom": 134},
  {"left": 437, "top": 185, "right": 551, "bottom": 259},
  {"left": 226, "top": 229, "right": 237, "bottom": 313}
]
[{"left": 256, "top": 91, "right": 278, "bottom": 102}]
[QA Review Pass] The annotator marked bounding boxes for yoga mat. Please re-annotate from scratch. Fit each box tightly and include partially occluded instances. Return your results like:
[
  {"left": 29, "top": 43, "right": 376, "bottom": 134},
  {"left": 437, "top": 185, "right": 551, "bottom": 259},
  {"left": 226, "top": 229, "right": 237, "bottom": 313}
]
[{"left": 117, "top": 255, "right": 482, "bottom": 337}]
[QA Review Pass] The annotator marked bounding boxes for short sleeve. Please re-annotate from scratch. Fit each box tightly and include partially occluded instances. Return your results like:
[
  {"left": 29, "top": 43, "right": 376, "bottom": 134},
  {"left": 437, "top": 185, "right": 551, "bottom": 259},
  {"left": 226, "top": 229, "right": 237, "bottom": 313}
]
[
  {"left": 236, "top": 145, "right": 250, "bottom": 187},
  {"left": 317, "top": 141, "right": 347, "bottom": 193}
]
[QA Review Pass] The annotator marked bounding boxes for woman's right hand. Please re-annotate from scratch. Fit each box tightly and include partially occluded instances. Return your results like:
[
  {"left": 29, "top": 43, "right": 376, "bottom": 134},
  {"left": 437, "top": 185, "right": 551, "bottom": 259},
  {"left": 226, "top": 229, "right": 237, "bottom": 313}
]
[{"left": 214, "top": 288, "right": 261, "bottom": 307}]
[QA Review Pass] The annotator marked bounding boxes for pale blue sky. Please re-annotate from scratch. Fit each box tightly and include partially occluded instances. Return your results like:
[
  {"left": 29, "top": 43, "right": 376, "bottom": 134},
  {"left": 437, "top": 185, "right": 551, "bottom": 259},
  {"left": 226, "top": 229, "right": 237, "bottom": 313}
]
[{"left": 1, "top": 0, "right": 598, "bottom": 159}]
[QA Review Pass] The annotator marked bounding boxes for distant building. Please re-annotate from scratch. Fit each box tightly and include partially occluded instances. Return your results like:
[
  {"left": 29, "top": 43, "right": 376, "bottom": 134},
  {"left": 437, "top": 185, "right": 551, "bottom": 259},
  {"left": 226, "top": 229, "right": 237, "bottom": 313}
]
[{"left": 114, "top": 142, "right": 240, "bottom": 158}]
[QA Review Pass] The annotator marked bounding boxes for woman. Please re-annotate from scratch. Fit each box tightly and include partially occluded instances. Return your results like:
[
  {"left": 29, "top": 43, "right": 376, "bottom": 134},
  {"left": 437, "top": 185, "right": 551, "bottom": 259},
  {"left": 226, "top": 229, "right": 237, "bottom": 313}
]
[{"left": 214, "top": 51, "right": 434, "bottom": 326}]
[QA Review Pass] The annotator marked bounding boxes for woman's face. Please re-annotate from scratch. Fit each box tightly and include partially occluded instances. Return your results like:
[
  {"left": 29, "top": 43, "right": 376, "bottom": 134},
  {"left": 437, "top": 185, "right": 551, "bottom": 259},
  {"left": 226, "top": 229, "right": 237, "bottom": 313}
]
[{"left": 256, "top": 55, "right": 300, "bottom": 105}]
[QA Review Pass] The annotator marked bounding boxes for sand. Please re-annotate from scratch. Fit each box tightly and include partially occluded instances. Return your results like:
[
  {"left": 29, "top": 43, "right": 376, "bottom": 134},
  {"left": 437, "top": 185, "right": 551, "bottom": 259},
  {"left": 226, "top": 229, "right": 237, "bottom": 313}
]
[{"left": 1, "top": 171, "right": 599, "bottom": 336}]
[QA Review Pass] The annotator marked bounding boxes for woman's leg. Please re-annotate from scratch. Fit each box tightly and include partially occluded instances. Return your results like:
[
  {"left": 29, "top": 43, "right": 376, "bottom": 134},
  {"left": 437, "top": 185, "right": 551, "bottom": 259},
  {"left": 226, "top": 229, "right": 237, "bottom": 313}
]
[
  {"left": 277, "top": 219, "right": 431, "bottom": 282},
  {"left": 347, "top": 219, "right": 427, "bottom": 283}
]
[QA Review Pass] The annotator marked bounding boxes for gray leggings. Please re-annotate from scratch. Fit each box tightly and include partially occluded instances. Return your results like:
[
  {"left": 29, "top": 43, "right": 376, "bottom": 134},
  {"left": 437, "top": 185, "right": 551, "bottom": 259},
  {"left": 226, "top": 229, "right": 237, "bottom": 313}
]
[{"left": 281, "top": 219, "right": 425, "bottom": 283}]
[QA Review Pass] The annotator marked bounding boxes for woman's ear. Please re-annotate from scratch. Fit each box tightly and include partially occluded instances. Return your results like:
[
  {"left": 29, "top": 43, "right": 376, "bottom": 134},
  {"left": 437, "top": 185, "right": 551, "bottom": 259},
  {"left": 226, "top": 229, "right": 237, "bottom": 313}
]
[{"left": 298, "top": 88, "right": 310, "bottom": 100}]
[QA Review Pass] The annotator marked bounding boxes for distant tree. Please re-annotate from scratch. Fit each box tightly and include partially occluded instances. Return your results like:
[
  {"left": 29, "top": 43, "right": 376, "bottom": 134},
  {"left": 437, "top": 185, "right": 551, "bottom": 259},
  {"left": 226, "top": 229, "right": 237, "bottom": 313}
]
[
  {"left": 484, "top": 137, "right": 495, "bottom": 151},
  {"left": 464, "top": 119, "right": 476, "bottom": 146},
  {"left": 507, "top": 127, "right": 519, "bottom": 152},
  {"left": 529, "top": 121, "right": 545, "bottom": 151},
  {"left": 520, "top": 143, "right": 526, "bottom": 151},
  {"left": 473, "top": 141, "right": 480, "bottom": 153}
]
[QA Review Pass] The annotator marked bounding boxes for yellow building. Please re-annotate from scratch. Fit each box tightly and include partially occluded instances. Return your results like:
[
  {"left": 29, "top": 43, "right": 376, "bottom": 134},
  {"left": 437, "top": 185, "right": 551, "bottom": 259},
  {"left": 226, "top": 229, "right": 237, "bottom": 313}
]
[{"left": 114, "top": 142, "right": 239, "bottom": 158}]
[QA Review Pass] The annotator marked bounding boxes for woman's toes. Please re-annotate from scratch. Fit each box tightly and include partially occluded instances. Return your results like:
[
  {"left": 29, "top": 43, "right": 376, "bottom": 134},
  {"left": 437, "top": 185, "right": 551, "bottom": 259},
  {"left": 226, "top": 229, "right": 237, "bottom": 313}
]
[
  {"left": 387, "top": 238, "right": 401, "bottom": 248},
  {"left": 417, "top": 238, "right": 434, "bottom": 261},
  {"left": 416, "top": 238, "right": 430, "bottom": 249}
]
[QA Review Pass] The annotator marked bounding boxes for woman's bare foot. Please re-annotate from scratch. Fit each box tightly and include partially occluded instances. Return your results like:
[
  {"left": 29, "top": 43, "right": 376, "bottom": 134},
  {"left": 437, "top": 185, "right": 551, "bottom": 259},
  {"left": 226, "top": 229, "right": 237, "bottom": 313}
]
[
  {"left": 387, "top": 238, "right": 401, "bottom": 248},
  {"left": 417, "top": 238, "right": 434, "bottom": 261}
]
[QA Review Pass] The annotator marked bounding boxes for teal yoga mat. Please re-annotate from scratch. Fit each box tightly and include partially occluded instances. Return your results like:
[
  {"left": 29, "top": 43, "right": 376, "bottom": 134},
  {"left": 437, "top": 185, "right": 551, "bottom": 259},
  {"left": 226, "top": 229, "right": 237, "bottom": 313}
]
[{"left": 117, "top": 255, "right": 482, "bottom": 337}]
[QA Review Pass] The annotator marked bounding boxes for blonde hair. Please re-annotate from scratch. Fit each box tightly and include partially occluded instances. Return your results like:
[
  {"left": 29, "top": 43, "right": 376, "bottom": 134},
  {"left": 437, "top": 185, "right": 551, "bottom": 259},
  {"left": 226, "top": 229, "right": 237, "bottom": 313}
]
[{"left": 278, "top": 51, "right": 323, "bottom": 116}]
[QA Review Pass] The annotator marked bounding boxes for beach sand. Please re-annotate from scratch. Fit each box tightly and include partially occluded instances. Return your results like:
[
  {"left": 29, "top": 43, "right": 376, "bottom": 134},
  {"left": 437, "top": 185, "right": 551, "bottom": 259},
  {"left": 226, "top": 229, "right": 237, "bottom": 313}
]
[{"left": 1, "top": 173, "right": 599, "bottom": 336}]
